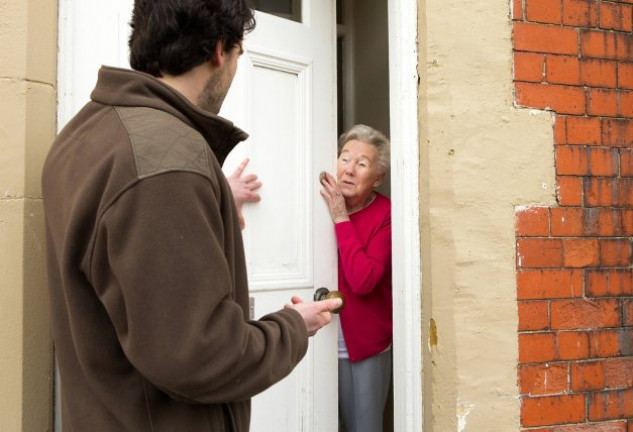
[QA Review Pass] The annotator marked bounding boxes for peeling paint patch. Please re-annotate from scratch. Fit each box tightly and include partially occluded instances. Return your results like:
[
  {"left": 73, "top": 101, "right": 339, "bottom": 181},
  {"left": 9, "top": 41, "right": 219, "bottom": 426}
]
[
  {"left": 429, "top": 318, "right": 438, "bottom": 349},
  {"left": 456, "top": 399, "right": 475, "bottom": 432}
]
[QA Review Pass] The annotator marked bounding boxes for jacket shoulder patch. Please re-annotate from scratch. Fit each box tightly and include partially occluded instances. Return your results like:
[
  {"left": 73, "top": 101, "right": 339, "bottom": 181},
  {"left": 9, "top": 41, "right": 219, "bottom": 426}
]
[{"left": 116, "top": 106, "right": 211, "bottom": 179}]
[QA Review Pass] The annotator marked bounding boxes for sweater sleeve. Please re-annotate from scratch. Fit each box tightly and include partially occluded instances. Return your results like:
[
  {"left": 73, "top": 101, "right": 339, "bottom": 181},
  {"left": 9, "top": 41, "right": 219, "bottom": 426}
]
[
  {"left": 334, "top": 210, "right": 392, "bottom": 296},
  {"left": 89, "top": 171, "right": 308, "bottom": 404}
]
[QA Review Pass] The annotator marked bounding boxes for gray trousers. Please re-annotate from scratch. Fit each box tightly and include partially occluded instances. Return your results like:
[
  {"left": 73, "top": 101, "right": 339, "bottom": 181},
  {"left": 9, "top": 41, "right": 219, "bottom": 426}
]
[{"left": 338, "top": 349, "right": 392, "bottom": 432}]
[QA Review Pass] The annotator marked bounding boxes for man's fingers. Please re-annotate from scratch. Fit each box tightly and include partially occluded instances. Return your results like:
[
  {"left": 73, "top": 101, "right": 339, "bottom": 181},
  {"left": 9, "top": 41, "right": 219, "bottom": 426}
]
[
  {"left": 237, "top": 158, "right": 250, "bottom": 172},
  {"left": 284, "top": 297, "right": 342, "bottom": 336},
  {"left": 248, "top": 180, "right": 263, "bottom": 191},
  {"left": 318, "top": 298, "right": 343, "bottom": 312},
  {"left": 242, "top": 173, "right": 258, "bottom": 183},
  {"left": 246, "top": 191, "right": 261, "bottom": 202},
  {"left": 231, "top": 157, "right": 250, "bottom": 178}
]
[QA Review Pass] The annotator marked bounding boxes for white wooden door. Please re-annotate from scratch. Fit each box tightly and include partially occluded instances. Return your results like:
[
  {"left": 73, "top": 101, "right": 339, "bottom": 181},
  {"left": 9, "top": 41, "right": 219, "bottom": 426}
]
[
  {"left": 57, "top": 1, "right": 339, "bottom": 431},
  {"left": 219, "top": 3, "right": 338, "bottom": 431}
]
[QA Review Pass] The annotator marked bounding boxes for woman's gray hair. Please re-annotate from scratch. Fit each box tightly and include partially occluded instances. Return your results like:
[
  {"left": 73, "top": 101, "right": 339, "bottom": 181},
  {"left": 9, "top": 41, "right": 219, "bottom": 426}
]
[{"left": 338, "top": 124, "right": 391, "bottom": 175}]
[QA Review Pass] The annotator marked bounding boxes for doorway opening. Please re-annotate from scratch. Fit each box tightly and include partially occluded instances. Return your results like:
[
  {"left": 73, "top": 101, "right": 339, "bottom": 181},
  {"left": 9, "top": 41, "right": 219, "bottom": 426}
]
[
  {"left": 337, "top": 0, "right": 422, "bottom": 430},
  {"left": 337, "top": 0, "right": 393, "bottom": 430},
  {"left": 336, "top": 0, "right": 391, "bottom": 199}
]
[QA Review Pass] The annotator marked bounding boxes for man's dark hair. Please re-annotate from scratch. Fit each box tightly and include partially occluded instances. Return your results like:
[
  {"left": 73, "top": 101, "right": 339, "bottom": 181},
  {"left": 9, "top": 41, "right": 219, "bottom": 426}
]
[{"left": 129, "top": 0, "right": 256, "bottom": 77}]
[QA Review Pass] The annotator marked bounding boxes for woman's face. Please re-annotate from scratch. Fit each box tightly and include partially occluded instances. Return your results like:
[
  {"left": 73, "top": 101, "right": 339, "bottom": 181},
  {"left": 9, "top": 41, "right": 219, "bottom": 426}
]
[{"left": 336, "top": 139, "right": 384, "bottom": 203}]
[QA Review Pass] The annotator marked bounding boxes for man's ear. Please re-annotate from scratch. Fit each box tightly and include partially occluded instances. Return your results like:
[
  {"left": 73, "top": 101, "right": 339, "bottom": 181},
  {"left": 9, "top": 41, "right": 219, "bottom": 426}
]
[{"left": 209, "top": 40, "right": 226, "bottom": 67}]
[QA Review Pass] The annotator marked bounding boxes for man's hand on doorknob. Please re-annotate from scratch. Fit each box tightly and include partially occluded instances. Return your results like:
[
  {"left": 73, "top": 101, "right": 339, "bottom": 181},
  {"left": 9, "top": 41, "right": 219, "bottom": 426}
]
[{"left": 284, "top": 295, "right": 343, "bottom": 336}]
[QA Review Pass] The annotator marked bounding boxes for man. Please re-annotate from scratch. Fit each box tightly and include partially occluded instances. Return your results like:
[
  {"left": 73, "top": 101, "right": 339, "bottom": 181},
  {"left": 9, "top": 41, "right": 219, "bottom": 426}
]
[{"left": 42, "top": 1, "right": 342, "bottom": 431}]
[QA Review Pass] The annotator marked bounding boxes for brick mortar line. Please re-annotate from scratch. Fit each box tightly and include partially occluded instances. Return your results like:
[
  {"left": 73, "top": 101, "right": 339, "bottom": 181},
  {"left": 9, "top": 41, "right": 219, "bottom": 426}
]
[
  {"left": 515, "top": 81, "right": 633, "bottom": 93},
  {"left": 512, "top": 21, "right": 633, "bottom": 34}
]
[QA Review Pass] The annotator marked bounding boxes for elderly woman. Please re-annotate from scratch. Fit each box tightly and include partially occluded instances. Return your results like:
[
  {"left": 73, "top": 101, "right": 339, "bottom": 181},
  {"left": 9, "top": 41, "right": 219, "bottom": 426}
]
[{"left": 319, "top": 124, "right": 392, "bottom": 432}]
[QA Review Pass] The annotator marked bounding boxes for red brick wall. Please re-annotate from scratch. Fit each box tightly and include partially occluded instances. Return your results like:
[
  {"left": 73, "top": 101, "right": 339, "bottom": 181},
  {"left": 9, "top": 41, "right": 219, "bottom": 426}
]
[{"left": 513, "top": 0, "right": 633, "bottom": 430}]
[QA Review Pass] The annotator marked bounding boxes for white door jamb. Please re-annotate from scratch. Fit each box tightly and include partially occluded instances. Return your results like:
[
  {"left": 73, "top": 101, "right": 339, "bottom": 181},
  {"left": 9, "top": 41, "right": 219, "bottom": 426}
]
[{"left": 388, "top": 0, "right": 423, "bottom": 430}]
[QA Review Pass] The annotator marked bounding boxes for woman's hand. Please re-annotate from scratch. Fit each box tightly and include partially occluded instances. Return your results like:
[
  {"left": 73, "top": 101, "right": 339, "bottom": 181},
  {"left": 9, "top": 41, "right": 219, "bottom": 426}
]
[
  {"left": 319, "top": 171, "right": 349, "bottom": 223},
  {"left": 227, "top": 158, "right": 262, "bottom": 229}
]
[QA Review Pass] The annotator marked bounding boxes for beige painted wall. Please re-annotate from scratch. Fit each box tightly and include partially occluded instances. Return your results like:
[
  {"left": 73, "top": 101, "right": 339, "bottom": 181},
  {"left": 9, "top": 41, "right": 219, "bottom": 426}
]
[
  {"left": 0, "top": 0, "right": 57, "bottom": 430},
  {"left": 419, "top": 0, "right": 557, "bottom": 430}
]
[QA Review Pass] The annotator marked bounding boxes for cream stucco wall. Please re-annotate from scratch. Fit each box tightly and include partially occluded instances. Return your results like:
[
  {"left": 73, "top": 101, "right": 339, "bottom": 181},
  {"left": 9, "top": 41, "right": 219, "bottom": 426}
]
[
  {"left": 419, "top": 0, "right": 556, "bottom": 430},
  {"left": 0, "top": 0, "right": 56, "bottom": 430}
]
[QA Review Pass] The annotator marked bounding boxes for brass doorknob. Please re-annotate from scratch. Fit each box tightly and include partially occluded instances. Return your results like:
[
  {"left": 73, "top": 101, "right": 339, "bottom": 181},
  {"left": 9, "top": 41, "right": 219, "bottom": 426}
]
[{"left": 313, "top": 287, "right": 345, "bottom": 314}]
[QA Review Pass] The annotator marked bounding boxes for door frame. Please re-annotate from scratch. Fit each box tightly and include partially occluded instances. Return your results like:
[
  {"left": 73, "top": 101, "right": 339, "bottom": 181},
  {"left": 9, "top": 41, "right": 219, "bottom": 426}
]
[{"left": 388, "top": 0, "right": 423, "bottom": 431}]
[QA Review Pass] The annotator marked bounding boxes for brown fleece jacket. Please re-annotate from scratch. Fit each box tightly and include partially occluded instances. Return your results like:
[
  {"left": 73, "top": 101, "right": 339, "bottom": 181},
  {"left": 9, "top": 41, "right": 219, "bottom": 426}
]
[{"left": 42, "top": 66, "right": 308, "bottom": 432}]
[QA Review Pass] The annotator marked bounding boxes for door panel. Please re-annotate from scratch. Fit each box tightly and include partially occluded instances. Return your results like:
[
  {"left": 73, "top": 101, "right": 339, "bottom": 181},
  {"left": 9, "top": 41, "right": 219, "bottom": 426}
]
[
  {"left": 57, "top": 1, "right": 338, "bottom": 431},
  {"left": 225, "top": 53, "right": 311, "bottom": 284}
]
